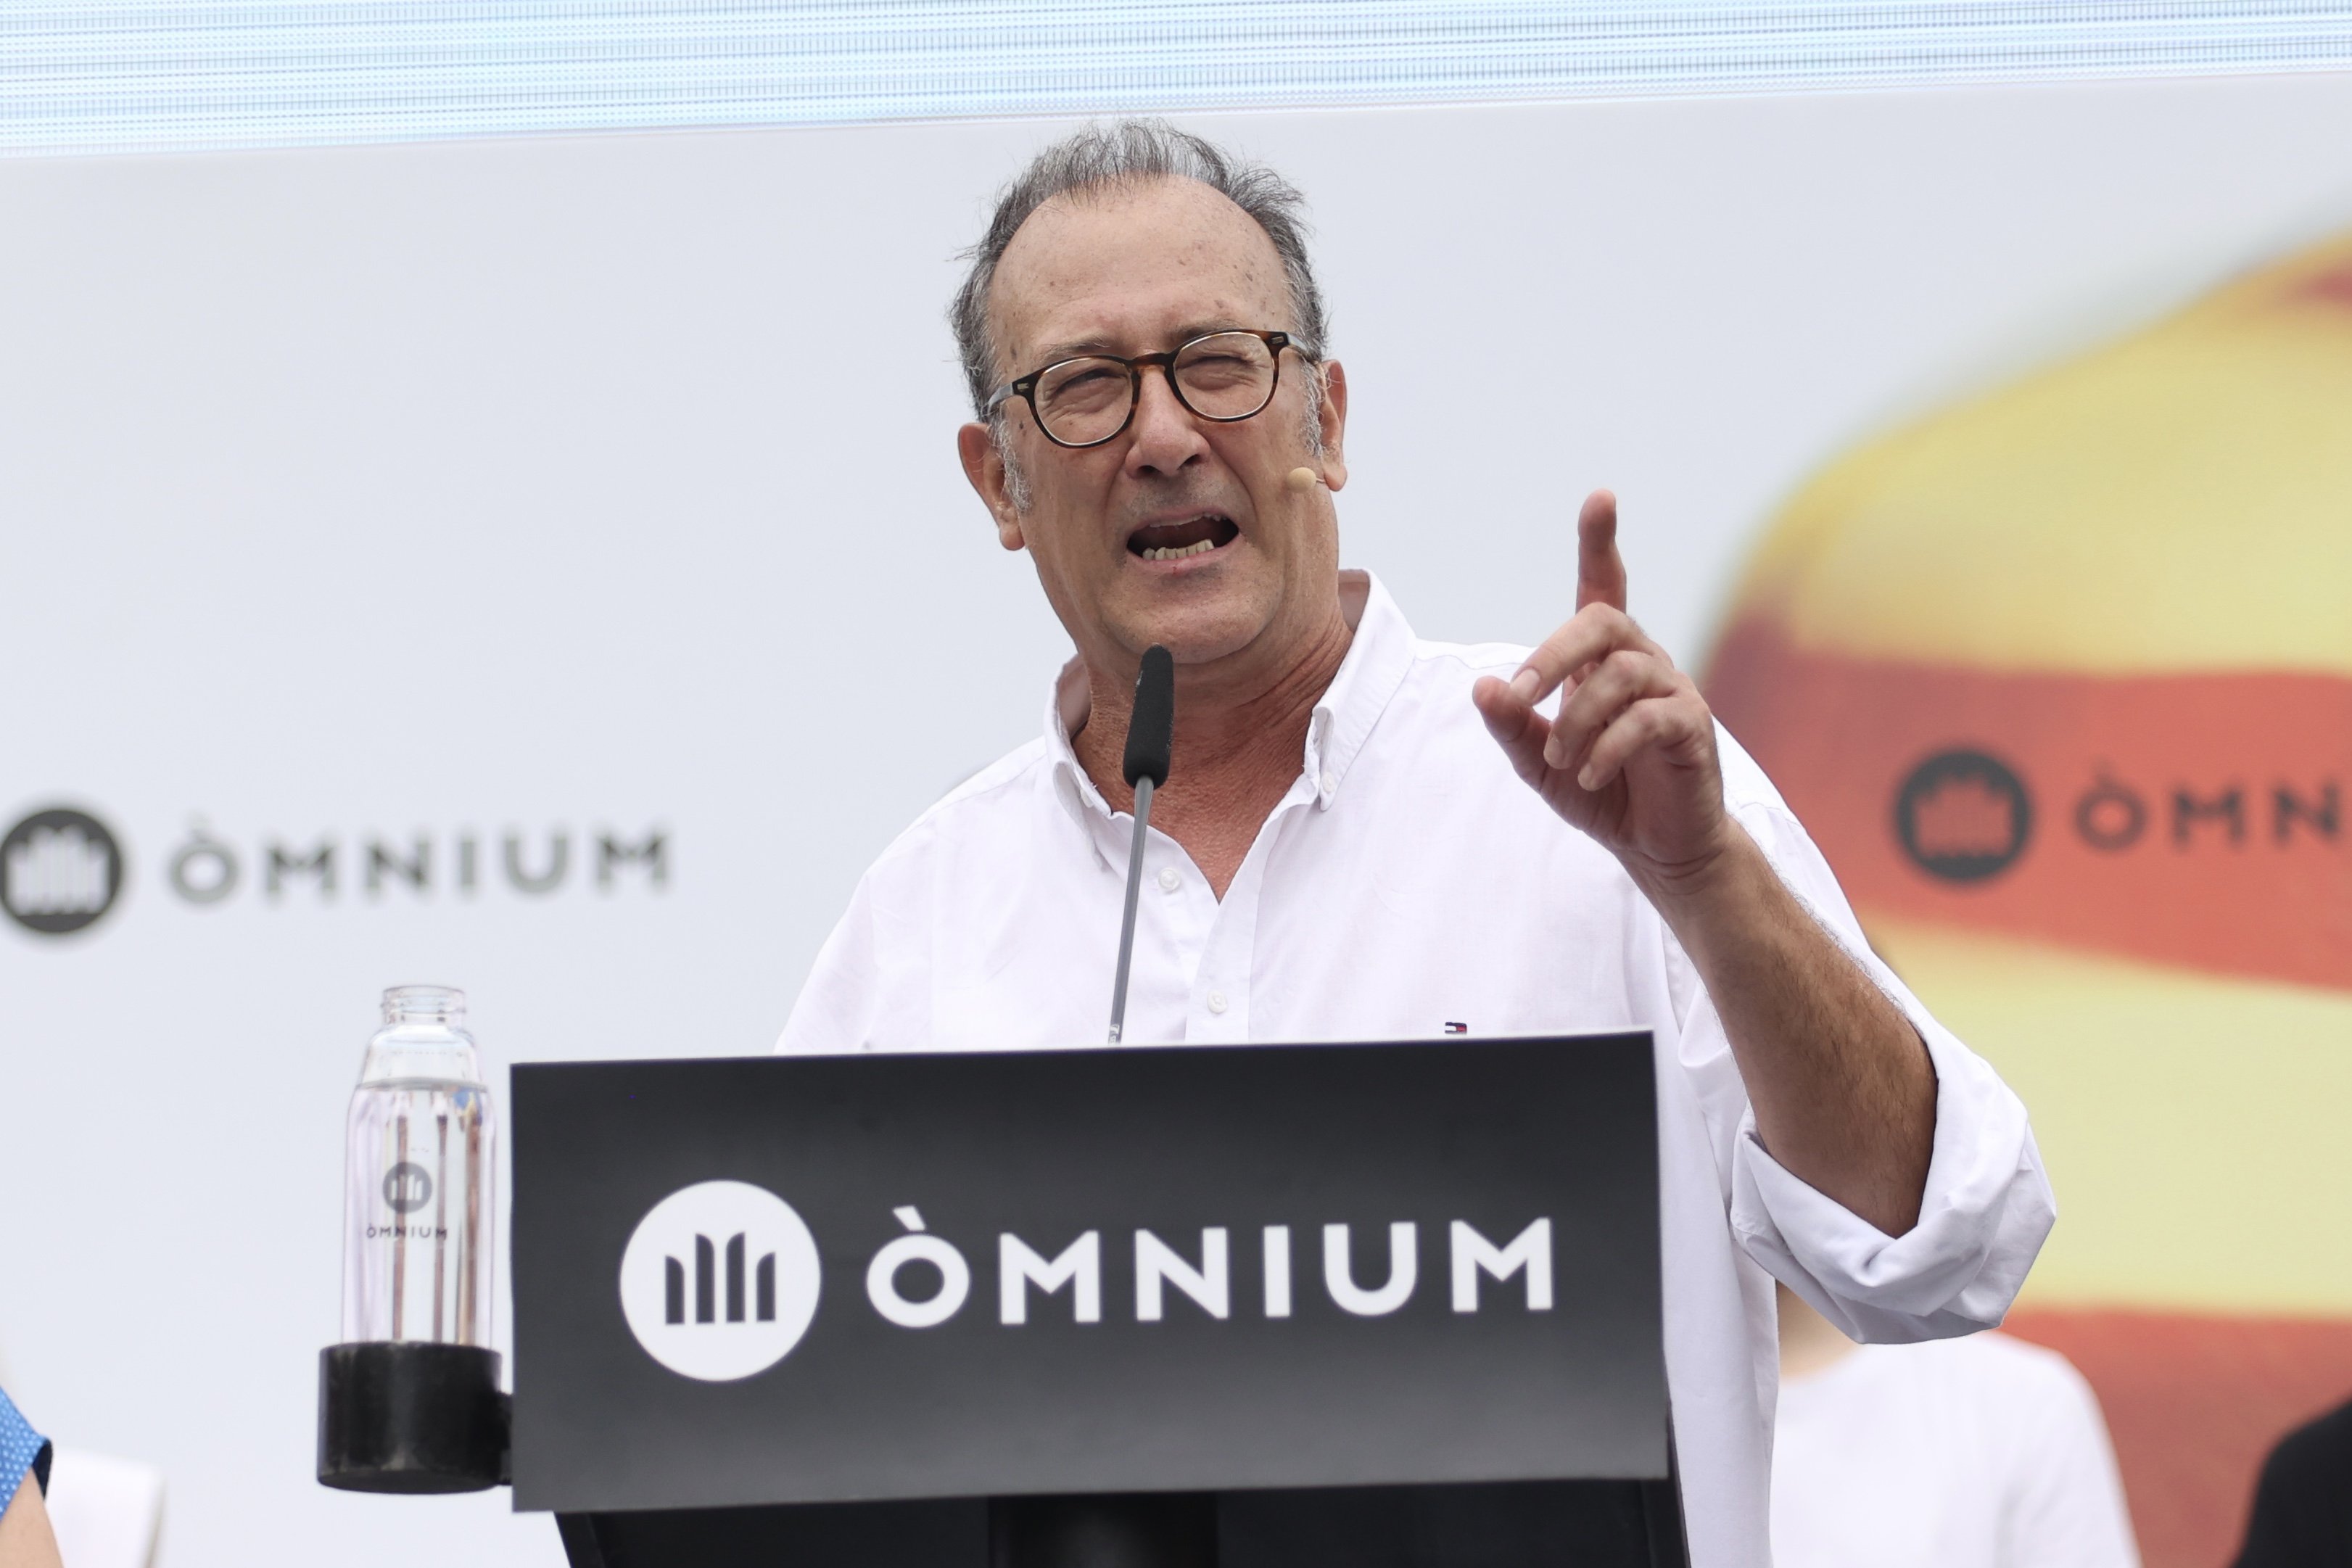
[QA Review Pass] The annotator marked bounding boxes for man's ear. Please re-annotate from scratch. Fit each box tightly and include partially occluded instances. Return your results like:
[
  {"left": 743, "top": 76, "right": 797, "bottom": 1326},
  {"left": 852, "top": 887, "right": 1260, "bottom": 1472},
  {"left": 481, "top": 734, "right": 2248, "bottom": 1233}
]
[
  {"left": 1315, "top": 360, "right": 1350, "bottom": 492},
  {"left": 957, "top": 421, "right": 1027, "bottom": 550}
]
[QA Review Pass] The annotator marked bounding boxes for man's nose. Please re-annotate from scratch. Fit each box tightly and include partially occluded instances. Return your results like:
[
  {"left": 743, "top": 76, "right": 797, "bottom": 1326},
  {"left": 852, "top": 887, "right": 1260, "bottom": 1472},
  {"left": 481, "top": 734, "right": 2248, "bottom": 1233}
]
[{"left": 1123, "top": 363, "right": 1210, "bottom": 478}]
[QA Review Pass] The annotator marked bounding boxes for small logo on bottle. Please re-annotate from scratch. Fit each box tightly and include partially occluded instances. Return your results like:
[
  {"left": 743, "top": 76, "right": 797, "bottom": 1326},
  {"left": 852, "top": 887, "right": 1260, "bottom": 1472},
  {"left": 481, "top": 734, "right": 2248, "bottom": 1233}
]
[
  {"left": 621, "top": 1181, "right": 823, "bottom": 1381},
  {"left": 383, "top": 1161, "right": 435, "bottom": 1215},
  {"left": 1, "top": 807, "right": 124, "bottom": 937}
]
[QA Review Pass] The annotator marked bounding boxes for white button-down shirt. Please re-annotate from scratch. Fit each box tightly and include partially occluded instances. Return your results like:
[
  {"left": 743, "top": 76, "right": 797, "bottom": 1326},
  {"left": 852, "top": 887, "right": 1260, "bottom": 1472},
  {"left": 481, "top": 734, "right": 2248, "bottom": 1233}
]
[{"left": 780, "top": 570, "right": 2055, "bottom": 1568}]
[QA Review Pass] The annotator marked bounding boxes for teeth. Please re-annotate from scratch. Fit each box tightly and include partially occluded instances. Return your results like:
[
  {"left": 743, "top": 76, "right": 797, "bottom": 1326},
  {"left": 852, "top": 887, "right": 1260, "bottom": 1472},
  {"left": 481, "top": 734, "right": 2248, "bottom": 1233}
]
[{"left": 1142, "top": 538, "right": 1220, "bottom": 561}]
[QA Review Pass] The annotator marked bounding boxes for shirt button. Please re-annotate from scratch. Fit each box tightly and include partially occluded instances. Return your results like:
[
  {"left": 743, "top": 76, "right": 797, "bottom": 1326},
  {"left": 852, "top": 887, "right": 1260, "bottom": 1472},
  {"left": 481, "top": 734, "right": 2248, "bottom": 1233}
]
[
  {"left": 1158, "top": 867, "right": 1181, "bottom": 892},
  {"left": 1320, "top": 769, "right": 1339, "bottom": 795},
  {"left": 1206, "top": 991, "right": 1229, "bottom": 1015}
]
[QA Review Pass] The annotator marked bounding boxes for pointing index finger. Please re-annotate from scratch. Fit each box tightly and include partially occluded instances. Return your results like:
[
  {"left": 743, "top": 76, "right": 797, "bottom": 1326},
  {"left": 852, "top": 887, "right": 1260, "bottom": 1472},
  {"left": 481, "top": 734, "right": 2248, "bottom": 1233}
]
[{"left": 1577, "top": 489, "right": 1626, "bottom": 613}]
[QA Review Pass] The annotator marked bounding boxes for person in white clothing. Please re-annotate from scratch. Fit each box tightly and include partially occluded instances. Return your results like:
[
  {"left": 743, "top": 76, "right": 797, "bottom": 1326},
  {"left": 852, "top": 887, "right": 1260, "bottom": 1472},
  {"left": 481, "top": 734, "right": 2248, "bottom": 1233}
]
[
  {"left": 780, "top": 120, "right": 2056, "bottom": 1568},
  {"left": 1773, "top": 1285, "right": 2140, "bottom": 1568}
]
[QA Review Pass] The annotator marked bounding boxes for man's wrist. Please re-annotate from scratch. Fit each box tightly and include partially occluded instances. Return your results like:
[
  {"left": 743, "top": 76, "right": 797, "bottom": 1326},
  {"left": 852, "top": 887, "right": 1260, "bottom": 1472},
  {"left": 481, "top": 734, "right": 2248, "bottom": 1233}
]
[{"left": 1622, "top": 820, "right": 1770, "bottom": 941}]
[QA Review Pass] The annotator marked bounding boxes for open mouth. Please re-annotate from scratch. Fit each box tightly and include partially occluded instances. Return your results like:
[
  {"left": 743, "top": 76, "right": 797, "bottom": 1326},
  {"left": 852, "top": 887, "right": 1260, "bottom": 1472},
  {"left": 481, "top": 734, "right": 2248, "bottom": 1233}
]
[{"left": 1127, "top": 513, "right": 1241, "bottom": 562}]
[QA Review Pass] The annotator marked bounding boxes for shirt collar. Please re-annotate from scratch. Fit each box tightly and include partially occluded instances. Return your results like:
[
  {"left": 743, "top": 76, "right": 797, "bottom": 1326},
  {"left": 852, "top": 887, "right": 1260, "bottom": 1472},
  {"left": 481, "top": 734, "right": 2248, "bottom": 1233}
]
[{"left": 1042, "top": 569, "right": 1417, "bottom": 832}]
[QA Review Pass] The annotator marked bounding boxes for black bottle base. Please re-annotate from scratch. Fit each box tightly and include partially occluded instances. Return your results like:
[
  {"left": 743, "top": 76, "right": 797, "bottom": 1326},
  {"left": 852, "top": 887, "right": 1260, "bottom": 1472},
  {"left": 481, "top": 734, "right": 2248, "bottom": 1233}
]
[{"left": 318, "top": 1341, "right": 509, "bottom": 1494}]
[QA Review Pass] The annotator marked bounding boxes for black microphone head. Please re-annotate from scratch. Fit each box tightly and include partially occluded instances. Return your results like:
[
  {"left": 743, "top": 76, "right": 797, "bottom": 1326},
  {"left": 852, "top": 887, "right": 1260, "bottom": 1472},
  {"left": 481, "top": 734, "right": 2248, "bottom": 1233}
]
[{"left": 1123, "top": 644, "right": 1176, "bottom": 789}]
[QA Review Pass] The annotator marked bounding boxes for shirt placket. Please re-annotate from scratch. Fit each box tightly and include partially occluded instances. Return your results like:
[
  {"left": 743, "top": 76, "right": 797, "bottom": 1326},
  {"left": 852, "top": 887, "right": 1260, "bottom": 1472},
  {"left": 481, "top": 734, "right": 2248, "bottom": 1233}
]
[
  {"left": 1187, "top": 719, "right": 1328, "bottom": 1043},
  {"left": 1091, "top": 806, "right": 1215, "bottom": 1044}
]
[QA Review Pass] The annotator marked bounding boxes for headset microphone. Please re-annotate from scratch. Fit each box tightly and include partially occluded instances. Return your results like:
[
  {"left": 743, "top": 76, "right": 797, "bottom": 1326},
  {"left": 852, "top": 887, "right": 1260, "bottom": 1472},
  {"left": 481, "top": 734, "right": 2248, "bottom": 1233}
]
[{"left": 1107, "top": 645, "right": 1175, "bottom": 1044}]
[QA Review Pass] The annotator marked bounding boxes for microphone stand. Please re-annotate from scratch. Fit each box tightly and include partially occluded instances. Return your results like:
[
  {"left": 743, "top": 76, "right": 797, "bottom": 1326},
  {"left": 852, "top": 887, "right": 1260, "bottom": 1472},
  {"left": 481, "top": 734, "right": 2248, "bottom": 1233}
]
[
  {"left": 1107, "top": 644, "right": 1174, "bottom": 1047},
  {"left": 1107, "top": 770, "right": 1154, "bottom": 1045},
  {"left": 996, "top": 645, "right": 1216, "bottom": 1567}
]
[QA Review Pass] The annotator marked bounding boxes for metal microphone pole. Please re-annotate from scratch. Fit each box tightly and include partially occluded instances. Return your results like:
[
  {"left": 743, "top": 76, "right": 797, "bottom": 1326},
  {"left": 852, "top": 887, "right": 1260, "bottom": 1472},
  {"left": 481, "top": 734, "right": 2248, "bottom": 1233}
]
[
  {"left": 1107, "top": 644, "right": 1174, "bottom": 1046},
  {"left": 1107, "top": 772, "right": 1153, "bottom": 1045},
  {"left": 999, "top": 643, "right": 1216, "bottom": 1568}
]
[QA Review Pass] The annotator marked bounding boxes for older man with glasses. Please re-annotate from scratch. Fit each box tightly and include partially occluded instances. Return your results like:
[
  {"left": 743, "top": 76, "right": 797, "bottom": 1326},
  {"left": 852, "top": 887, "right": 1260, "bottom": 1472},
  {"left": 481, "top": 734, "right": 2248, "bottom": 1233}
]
[{"left": 780, "top": 120, "right": 2054, "bottom": 1568}]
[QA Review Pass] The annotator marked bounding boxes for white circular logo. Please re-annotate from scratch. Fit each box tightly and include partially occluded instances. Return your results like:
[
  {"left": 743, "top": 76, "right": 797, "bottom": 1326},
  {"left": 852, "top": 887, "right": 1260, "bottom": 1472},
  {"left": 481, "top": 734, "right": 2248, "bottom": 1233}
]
[{"left": 619, "top": 1181, "right": 822, "bottom": 1382}]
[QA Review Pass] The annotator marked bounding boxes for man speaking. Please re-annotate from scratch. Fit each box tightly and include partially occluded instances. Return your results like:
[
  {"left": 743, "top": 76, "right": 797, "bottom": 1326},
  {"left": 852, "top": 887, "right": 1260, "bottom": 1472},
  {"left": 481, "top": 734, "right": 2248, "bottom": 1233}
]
[{"left": 782, "top": 120, "right": 2054, "bottom": 1566}]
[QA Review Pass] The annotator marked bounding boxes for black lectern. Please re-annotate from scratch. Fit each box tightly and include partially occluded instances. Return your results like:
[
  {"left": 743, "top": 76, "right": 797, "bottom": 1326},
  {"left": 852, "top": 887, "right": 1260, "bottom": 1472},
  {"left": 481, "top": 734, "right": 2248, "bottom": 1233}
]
[{"left": 498, "top": 1033, "right": 1685, "bottom": 1567}]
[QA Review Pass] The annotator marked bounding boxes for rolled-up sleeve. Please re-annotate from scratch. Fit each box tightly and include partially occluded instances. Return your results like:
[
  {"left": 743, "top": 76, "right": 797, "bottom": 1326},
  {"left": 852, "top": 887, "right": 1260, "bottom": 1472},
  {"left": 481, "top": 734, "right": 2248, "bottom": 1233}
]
[{"left": 1696, "top": 734, "right": 2058, "bottom": 1342}]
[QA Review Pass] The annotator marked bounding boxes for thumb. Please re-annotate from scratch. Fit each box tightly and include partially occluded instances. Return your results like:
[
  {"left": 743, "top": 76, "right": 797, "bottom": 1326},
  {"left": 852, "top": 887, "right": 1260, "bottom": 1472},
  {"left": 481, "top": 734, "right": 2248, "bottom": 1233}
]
[{"left": 1576, "top": 489, "right": 1627, "bottom": 613}]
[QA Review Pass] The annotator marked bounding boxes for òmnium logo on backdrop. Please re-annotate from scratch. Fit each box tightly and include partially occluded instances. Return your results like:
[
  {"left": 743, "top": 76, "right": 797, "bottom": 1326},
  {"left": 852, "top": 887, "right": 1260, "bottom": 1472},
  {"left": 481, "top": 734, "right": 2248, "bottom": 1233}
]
[
  {"left": 1894, "top": 748, "right": 2033, "bottom": 883},
  {"left": 1, "top": 806, "right": 124, "bottom": 936},
  {"left": 620, "top": 1181, "right": 825, "bottom": 1382},
  {"left": 3, "top": 798, "right": 669, "bottom": 943}
]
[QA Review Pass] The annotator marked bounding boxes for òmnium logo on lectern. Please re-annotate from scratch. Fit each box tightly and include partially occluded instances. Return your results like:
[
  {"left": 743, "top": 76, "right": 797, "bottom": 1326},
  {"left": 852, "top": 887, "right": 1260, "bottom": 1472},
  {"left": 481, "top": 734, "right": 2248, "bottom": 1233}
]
[
  {"left": 619, "top": 1176, "right": 1561, "bottom": 1386},
  {"left": 620, "top": 1181, "right": 824, "bottom": 1381}
]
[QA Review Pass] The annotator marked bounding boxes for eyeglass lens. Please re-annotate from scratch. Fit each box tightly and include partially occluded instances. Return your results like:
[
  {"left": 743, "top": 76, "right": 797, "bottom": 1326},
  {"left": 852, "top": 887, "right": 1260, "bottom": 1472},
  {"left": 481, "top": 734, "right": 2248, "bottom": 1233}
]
[{"left": 1033, "top": 332, "right": 1278, "bottom": 445}]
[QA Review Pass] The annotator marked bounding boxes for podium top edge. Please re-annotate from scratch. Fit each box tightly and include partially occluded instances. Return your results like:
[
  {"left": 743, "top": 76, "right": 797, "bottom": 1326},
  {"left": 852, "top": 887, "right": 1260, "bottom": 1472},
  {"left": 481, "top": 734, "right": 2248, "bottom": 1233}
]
[{"left": 506, "top": 1030, "right": 1655, "bottom": 1076}]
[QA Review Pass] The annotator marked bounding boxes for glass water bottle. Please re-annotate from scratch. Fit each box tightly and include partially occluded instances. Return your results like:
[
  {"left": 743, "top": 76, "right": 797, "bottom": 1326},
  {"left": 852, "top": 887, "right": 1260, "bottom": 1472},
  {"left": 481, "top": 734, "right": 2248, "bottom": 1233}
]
[{"left": 342, "top": 985, "right": 495, "bottom": 1347}]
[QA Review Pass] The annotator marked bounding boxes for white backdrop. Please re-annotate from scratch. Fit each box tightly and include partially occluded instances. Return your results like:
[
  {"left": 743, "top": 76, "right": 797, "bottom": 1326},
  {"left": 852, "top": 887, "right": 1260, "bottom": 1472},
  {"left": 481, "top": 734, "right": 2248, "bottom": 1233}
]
[{"left": 3, "top": 72, "right": 2350, "bottom": 1567}]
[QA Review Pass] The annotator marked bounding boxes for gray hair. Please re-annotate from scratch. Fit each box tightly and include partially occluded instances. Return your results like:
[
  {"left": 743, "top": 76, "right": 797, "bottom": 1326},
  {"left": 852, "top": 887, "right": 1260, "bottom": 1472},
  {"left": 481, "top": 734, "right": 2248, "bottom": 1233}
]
[{"left": 949, "top": 119, "right": 1332, "bottom": 420}]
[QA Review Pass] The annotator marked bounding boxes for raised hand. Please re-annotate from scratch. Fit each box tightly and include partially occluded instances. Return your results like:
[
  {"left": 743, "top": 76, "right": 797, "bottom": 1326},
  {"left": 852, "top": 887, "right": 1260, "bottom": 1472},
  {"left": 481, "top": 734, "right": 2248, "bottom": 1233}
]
[
  {"left": 1470, "top": 490, "right": 1736, "bottom": 896},
  {"left": 1474, "top": 490, "right": 1939, "bottom": 1236}
]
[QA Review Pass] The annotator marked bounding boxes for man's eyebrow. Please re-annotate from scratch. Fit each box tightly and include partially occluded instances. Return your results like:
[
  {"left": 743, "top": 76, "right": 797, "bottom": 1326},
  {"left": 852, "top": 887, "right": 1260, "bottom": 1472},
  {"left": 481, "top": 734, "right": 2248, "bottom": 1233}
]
[
  {"left": 1031, "top": 335, "right": 1121, "bottom": 362},
  {"left": 1030, "top": 321, "right": 1255, "bottom": 363}
]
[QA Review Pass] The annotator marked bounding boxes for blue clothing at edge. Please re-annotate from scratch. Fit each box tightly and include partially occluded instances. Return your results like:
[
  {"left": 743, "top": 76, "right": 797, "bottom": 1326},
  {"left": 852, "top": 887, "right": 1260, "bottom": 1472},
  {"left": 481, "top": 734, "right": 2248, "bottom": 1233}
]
[{"left": 0, "top": 1385, "right": 49, "bottom": 1503}]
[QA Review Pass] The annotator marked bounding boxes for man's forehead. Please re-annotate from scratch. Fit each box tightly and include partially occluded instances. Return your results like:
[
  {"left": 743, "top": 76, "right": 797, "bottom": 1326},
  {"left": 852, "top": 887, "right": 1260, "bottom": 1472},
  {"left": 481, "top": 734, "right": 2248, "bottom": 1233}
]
[{"left": 990, "top": 176, "right": 1289, "bottom": 362}]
